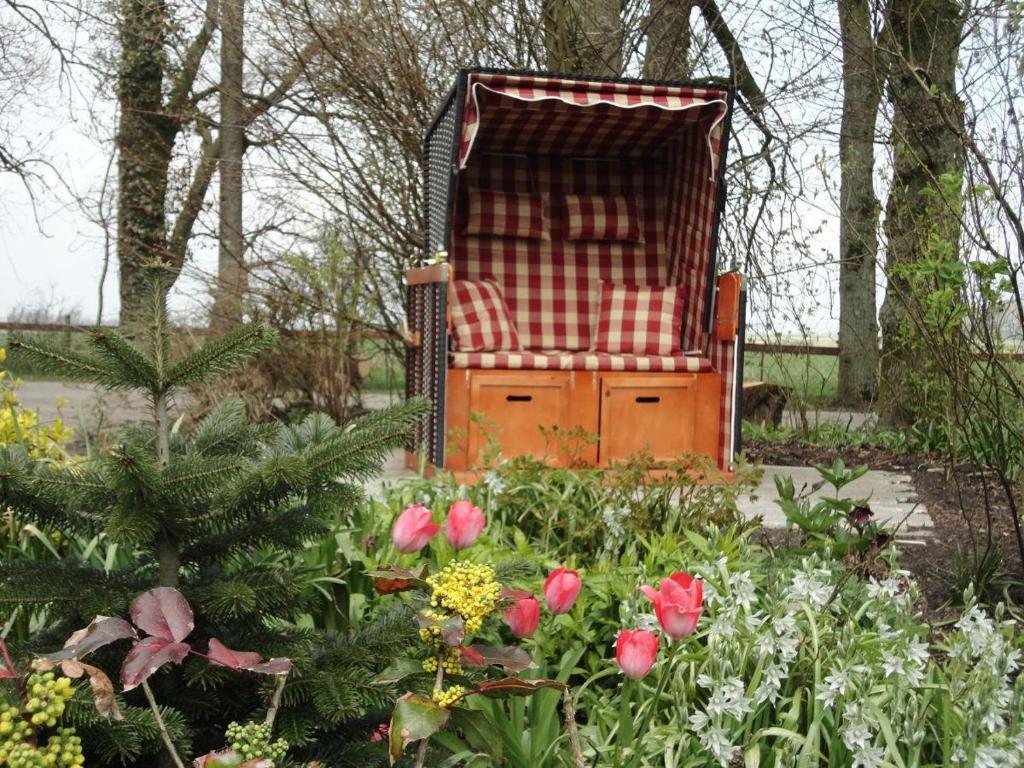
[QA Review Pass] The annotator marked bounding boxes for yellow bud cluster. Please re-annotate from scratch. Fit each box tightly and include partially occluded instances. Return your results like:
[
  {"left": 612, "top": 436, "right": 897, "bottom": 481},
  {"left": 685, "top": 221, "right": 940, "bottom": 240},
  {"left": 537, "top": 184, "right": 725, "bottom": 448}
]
[
  {"left": 23, "top": 672, "right": 74, "bottom": 729},
  {"left": 418, "top": 609, "right": 447, "bottom": 644},
  {"left": 426, "top": 562, "right": 501, "bottom": 635},
  {"left": 431, "top": 685, "right": 466, "bottom": 709},
  {"left": 442, "top": 647, "right": 463, "bottom": 675},
  {"left": 422, "top": 657, "right": 438, "bottom": 673},
  {"left": 0, "top": 703, "right": 33, "bottom": 764}
]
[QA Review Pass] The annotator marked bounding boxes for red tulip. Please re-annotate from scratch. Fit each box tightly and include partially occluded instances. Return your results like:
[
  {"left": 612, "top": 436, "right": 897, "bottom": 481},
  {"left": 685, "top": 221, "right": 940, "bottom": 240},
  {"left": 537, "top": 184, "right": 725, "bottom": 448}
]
[
  {"left": 544, "top": 568, "right": 582, "bottom": 614},
  {"left": 639, "top": 572, "right": 703, "bottom": 639},
  {"left": 615, "top": 629, "right": 659, "bottom": 679},
  {"left": 444, "top": 500, "right": 485, "bottom": 550},
  {"left": 391, "top": 504, "right": 440, "bottom": 552},
  {"left": 503, "top": 595, "right": 541, "bottom": 638}
]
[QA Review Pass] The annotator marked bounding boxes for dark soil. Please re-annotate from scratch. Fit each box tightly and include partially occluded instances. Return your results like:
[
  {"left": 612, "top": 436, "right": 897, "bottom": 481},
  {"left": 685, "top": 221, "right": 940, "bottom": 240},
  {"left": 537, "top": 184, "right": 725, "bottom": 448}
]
[{"left": 746, "top": 437, "right": 1024, "bottom": 615}]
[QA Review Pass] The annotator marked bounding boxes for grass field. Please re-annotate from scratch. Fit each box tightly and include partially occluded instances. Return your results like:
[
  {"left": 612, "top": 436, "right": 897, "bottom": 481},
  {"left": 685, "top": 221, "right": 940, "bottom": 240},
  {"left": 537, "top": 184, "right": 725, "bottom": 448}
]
[{"left": 743, "top": 351, "right": 839, "bottom": 405}]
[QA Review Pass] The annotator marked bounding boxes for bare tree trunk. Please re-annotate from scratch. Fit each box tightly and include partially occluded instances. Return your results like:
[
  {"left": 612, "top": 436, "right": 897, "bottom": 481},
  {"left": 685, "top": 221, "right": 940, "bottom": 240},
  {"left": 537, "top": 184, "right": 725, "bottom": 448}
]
[
  {"left": 116, "top": 0, "right": 175, "bottom": 331},
  {"left": 877, "top": 0, "right": 965, "bottom": 425},
  {"left": 574, "top": 0, "right": 623, "bottom": 76},
  {"left": 835, "top": 0, "right": 881, "bottom": 406},
  {"left": 543, "top": 0, "right": 623, "bottom": 76},
  {"left": 212, "top": 0, "right": 247, "bottom": 329},
  {"left": 643, "top": 0, "right": 693, "bottom": 80}
]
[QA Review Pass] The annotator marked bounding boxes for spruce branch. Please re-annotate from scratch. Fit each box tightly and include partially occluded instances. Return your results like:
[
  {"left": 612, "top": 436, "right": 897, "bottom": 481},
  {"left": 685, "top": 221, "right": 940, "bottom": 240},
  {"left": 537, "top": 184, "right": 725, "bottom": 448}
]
[
  {"left": 7, "top": 337, "right": 125, "bottom": 388},
  {"left": 165, "top": 325, "right": 278, "bottom": 387},
  {"left": 86, "top": 328, "right": 161, "bottom": 392}
]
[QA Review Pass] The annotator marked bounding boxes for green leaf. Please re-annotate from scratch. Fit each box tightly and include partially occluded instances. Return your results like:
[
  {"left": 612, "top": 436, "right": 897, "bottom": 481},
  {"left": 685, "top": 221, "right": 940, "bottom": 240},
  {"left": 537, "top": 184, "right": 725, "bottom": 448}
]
[
  {"left": 388, "top": 693, "right": 450, "bottom": 765},
  {"left": 449, "top": 707, "right": 504, "bottom": 762},
  {"left": 374, "top": 658, "right": 428, "bottom": 685}
]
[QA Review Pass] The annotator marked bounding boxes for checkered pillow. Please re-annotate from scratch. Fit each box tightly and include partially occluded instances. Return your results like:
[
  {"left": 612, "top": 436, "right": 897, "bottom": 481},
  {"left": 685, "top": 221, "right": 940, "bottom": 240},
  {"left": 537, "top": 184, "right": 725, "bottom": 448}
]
[
  {"left": 451, "top": 279, "right": 522, "bottom": 352},
  {"left": 564, "top": 194, "right": 643, "bottom": 242},
  {"left": 465, "top": 189, "right": 550, "bottom": 240},
  {"left": 593, "top": 283, "right": 684, "bottom": 355}
]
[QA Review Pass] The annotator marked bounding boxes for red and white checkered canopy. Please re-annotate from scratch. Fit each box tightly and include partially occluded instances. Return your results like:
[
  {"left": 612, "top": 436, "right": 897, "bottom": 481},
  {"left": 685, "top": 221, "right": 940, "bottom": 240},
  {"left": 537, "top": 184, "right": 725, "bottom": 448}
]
[{"left": 458, "top": 72, "right": 730, "bottom": 176}]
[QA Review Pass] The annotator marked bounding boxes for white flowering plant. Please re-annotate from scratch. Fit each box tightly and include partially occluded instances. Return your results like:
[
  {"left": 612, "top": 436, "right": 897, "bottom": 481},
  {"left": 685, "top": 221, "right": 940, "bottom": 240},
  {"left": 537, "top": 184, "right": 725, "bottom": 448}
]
[{"left": 569, "top": 526, "right": 1024, "bottom": 768}]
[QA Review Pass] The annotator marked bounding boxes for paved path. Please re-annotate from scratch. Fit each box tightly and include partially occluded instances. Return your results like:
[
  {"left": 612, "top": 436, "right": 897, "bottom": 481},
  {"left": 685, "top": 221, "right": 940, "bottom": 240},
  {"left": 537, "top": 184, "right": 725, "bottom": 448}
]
[{"left": 737, "top": 464, "right": 931, "bottom": 533}]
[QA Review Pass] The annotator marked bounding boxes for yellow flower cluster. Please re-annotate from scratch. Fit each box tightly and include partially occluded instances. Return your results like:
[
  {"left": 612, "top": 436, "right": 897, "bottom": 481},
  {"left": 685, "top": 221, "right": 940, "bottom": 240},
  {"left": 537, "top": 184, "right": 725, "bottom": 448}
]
[
  {"left": 431, "top": 685, "right": 466, "bottom": 709},
  {"left": 0, "top": 349, "right": 73, "bottom": 462},
  {"left": 426, "top": 562, "right": 501, "bottom": 634}
]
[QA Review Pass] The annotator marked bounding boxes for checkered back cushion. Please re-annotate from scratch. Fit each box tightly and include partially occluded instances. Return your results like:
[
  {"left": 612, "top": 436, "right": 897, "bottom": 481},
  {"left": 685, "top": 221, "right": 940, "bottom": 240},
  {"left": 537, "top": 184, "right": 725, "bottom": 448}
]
[
  {"left": 453, "top": 154, "right": 666, "bottom": 350},
  {"left": 465, "top": 190, "right": 550, "bottom": 240},
  {"left": 450, "top": 279, "right": 521, "bottom": 352},
  {"left": 564, "top": 195, "right": 643, "bottom": 242},
  {"left": 593, "top": 283, "right": 684, "bottom": 355}
]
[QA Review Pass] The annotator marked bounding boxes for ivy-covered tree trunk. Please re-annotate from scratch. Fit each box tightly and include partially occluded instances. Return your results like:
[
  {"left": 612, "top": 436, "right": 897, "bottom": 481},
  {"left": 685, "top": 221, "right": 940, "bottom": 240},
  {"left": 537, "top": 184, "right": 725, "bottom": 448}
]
[
  {"left": 878, "top": 0, "right": 965, "bottom": 425},
  {"left": 643, "top": 0, "right": 693, "bottom": 80},
  {"left": 116, "top": 0, "right": 176, "bottom": 331},
  {"left": 836, "top": 0, "right": 882, "bottom": 406}
]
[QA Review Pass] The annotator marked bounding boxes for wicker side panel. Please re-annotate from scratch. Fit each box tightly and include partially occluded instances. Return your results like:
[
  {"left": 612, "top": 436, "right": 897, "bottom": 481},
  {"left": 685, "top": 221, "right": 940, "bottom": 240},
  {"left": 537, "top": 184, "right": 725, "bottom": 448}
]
[
  {"left": 405, "top": 277, "right": 449, "bottom": 466},
  {"left": 423, "top": 88, "right": 461, "bottom": 259}
]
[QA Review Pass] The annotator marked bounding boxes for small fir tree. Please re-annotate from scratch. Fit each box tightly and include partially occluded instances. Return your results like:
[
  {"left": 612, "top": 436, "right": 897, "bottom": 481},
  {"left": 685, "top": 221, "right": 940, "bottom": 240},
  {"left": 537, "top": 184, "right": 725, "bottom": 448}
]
[{"left": 0, "top": 275, "right": 429, "bottom": 766}]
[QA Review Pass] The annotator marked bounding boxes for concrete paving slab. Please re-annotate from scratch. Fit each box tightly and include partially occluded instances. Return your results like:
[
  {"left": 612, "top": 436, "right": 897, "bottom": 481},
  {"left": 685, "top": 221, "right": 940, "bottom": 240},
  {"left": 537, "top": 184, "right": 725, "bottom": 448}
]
[{"left": 737, "top": 464, "right": 932, "bottom": 532}]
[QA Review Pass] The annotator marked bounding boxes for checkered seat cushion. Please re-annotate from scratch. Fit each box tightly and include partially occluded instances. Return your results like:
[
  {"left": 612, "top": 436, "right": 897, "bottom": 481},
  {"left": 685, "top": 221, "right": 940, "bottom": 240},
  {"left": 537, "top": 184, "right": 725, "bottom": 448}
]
[
  {"left": 450, "top": 278, "right": 521, "bottom": 352},
  {"left": 450, "top": 349, "right": 712, "bottom": 372},
  {"left": 594, "top": 283, "right": 685, "bottom": 355}
]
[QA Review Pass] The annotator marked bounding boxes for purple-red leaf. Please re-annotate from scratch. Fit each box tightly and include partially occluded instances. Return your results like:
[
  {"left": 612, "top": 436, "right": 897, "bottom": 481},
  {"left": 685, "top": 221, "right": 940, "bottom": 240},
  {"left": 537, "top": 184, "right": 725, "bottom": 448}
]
[
  {"left": 120, "top": 636, "right": 190, "bottom": 691},
  {"left": 207, "top": 638, "right": 261, "bottom": 670},
  {"left": 130, "top": 587, "right": 194, "bottom": 643},
  {"left": 473, "top": 677, "right": 566, "bottom": 699},
  {"left": 0, "top": 640, "right": 16, "bottom": 679},
  {"left": 206, "top": 639, "right": 291, "bottom": 675},
  {"left": 39, "top": 616, "right": 137, "bottom": 663},
  {"left": 192, "top": 750, "right": 273, "bottom": 767},
  {"left": 460, "top": 645, "right": 534, "bottom": 673}
]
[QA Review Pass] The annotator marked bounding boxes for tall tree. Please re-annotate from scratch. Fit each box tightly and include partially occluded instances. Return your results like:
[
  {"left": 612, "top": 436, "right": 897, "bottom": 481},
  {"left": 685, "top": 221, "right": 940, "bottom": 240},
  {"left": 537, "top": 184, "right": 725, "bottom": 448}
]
[
  {"left": 212, "top": 0, "right": 247, "bottom": 329},
  {"left": 115, "top": 0, "right": 316, "bottom": 329},
  {"left": 835, "top": 0, "right": 883, "bottom": 405},
  {"left": 877, "top": 0, "right": 965, "bottom": 424}
]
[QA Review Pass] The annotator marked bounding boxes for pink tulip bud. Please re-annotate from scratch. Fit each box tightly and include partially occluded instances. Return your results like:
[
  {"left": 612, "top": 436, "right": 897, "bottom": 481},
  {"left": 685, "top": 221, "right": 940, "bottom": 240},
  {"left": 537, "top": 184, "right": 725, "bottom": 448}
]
[
  {"left": 544, "top": 568, "right": 582, "bottom": 614},
  {"left": 444, "top": 500, "right": 485, "bottom": 550},
  {"left": 639, "top": 572, "right": 703, "bottom": 639},
  {"left": 503, "top": 595, "right": 541, "bottom": 638},
  {"left": 391, "top": 504, "right": 440, "bottom": 553},
  {"left": 615, "top": 628, "right": 659, "bottom": 679}
]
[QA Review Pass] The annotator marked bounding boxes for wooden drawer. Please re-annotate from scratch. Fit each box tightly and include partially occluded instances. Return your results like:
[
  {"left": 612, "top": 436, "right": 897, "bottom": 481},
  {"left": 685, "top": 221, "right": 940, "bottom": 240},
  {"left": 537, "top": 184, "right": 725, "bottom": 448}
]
[
  {"left": 466, "top": 373, "right": 573, "bottom": 466},
  {"left": 598, "top": 373, "right": 721, "bottom": 465}
]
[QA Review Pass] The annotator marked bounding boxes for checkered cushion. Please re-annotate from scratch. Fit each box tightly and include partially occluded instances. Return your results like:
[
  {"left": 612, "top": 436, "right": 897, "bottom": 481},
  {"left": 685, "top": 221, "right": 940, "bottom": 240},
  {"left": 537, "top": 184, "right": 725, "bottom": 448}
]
[
  {"left": 451, "top": 279, "right": 521, "bottom": 352},
  {"left": 594, "top": 283, "right": 684, "bottom": 355},
  {"left": 565, "top": 194, "right": 643, "bottom": 242},
  {"left": 450, "top": 349, "right": 712, "bottom": 372},
  {"left": 464, "top": 189, "right": 549, "bottom": 240}
]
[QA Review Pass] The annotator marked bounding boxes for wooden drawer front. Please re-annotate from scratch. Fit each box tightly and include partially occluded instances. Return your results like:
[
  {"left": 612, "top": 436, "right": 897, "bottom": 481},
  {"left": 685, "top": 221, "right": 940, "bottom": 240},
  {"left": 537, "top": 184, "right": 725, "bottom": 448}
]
[
  {"left": 598, "top": 374, "right": 720, "bottom": 465},
  {"left": 468, "top": 374, "right": 571, "bottom": 465}
]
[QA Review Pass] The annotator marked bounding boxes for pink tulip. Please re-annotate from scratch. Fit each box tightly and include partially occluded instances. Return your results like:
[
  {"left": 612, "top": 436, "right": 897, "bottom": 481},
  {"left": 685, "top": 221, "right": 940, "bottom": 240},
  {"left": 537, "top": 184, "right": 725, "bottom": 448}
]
[
  {"left": 639, "top": 572, "right": 703, "bottom": 639},
  {"left": 444, "top": 500, "right": 485, "bottom": 550},
  {"left": 503, "top": 595, "right": 541, "bottom": 638},
  {"left": 391, "top": 504, "right": 440, "bottom": 552},
  {"left": 544, "top": 568, "right": 582, "bottom": 614},
  {"left": 615, "top": 629, "right": 659, "bottom": 679}
]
